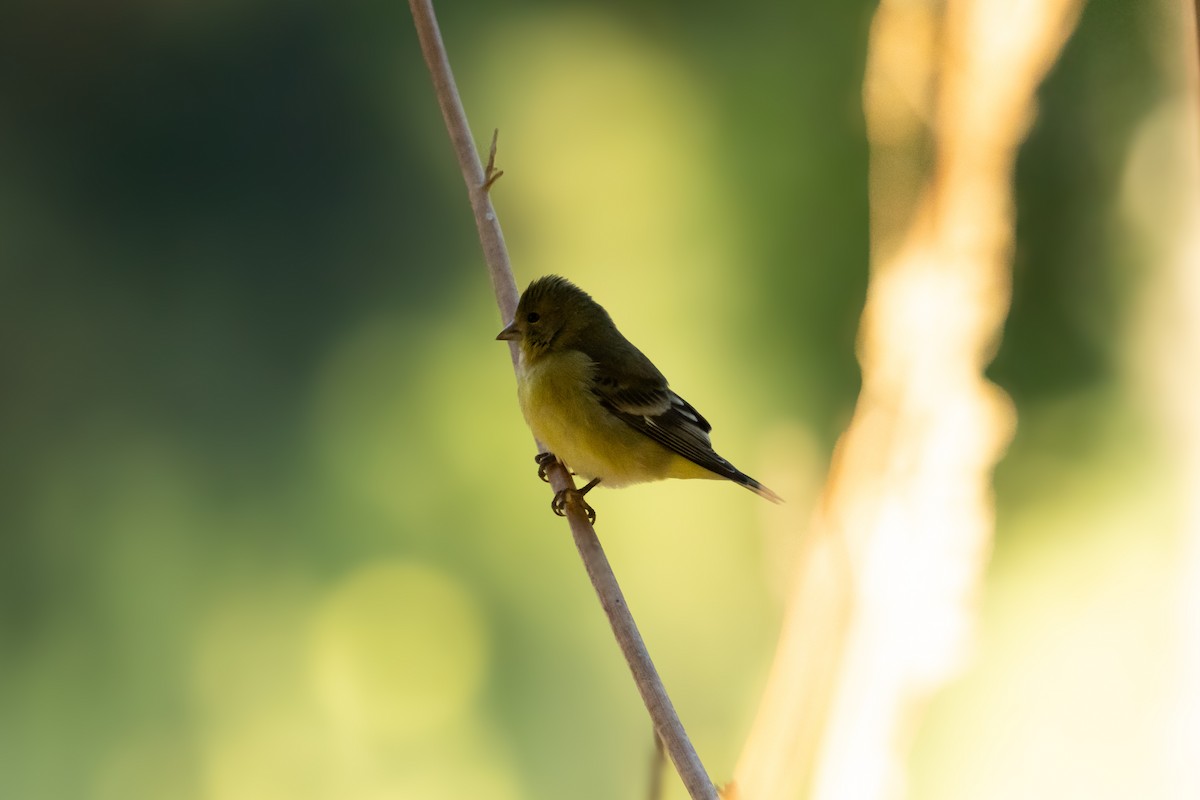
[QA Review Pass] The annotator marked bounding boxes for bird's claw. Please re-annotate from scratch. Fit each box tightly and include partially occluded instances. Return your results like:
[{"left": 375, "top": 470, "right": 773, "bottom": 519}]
[
  {"left": 534, "top": 452, "right": 557, "bottom": 483},
  {"left": 551, "top": 490, "right": 568, "bottom": 516},
  {"left": 551, "top": 488, "right": 597, "bottom": 525}
]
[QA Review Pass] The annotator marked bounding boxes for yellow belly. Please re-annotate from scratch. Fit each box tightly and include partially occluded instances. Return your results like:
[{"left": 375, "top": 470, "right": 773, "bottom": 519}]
[{"left": 516, "top": 350, "right": 716, "bottom": 487}]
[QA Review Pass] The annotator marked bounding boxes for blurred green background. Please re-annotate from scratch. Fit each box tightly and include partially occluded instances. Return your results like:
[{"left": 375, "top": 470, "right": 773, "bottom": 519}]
[{"left": 0, "top": 1, "right": 1190, "bottom": 799}]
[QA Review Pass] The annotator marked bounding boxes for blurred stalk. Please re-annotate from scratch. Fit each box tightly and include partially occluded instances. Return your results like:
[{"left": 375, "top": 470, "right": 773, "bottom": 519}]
[
  {"left": 406, "top": 3, "right": 718, "bottom": 798},
  {"left": 1132, "top": 0, "right": 1200, "bottom": 792},
  {"left": 735, "top": 1, "right": 1083, "bottom": 799},
  {"left": 1177, "top": 2, "right": 1200, "bottom": 795},
  {"left": 1192, "top": 1, "right": 1200, "bottom": 109}
]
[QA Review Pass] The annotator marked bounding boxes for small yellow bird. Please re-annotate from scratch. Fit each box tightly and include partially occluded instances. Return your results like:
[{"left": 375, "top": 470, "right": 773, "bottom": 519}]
[{"left": 497, "top": 275, "right": 782, "bottom": 521}]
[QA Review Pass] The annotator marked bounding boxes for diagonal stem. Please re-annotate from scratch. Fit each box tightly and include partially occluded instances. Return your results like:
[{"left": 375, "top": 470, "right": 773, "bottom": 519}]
[{"left": 406, "top": 3, "right": 718, "bottom": 798}]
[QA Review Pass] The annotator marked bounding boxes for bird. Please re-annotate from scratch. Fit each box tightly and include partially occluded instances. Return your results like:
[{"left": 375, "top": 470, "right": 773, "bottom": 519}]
[{"left": 496, "top": 275, "right": 782, "bottom": 522}]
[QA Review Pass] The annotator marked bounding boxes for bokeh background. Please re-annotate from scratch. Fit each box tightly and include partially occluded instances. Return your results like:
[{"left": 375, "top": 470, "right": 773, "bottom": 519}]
[{"left": 0, "top": 1, "right": 1194, "bottom": 799}]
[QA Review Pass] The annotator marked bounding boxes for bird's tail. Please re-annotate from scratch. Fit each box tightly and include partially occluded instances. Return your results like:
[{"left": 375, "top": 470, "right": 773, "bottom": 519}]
[{"left": 730, "top": 469, "right": 784, "bottom": 504}]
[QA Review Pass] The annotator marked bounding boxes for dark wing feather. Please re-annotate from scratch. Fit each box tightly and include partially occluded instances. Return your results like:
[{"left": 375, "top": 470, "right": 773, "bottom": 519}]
[
  {"left": 570, "top": 315, "right": 783, "bottom": 502},
  {"left": 609, "top": 390, "right": 737, "bottom": 476},
  {"left": 590, "top": 369, "right": 743, "bottom": 480},
  {"left": 575, "top": 320, "right": 742, "bottom": 480}
]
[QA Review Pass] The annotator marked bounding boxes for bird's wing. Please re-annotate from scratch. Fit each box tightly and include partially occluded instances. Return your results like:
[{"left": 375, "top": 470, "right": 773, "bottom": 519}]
[
  {"left": 576, "top": 325, "right": 740, "bottom": 478},
  {"left": 589, "top": 362, "right": 742, "bottom": 478},
  {"left": 575, "top": 327, "right": 781, "bottom": 501}
]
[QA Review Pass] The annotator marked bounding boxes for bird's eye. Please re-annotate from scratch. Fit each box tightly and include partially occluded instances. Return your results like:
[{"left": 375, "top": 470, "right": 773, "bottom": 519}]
[{"left": 526, "top": 312, "right": 540, "bottom": 323}]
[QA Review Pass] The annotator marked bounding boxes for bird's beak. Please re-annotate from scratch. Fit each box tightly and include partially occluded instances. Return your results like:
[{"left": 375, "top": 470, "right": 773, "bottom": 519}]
[{"left": 496, "top": 321, "right": 521, "bottom": 341}]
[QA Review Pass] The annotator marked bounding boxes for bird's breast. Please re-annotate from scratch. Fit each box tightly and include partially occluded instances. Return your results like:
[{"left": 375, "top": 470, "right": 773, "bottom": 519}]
[
  {"left": 517, "top": 349, "right": 597, "bottom": 453},
  {"left": 516, "top": 350, "right": 675, "bottom": 486}
]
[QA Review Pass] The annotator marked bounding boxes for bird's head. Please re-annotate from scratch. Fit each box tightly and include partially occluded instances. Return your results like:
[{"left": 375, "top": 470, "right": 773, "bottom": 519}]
[{"left": 496, "top": 275, "right": 607, "bottom": 359}]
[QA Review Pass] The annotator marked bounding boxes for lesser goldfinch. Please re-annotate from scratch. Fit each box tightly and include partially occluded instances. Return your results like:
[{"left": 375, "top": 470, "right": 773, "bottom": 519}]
[{"left": 497, "top": 275, "right": 782, "bottom": 520}]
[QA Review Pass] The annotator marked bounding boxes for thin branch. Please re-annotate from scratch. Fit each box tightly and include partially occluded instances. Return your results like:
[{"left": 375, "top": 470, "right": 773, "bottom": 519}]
[{"left": 406, "top": 3, "right": 718, "bottom": 798}]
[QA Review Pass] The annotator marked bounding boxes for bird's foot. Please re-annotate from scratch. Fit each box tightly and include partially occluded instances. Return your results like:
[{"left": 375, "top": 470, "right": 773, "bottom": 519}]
[
  {"left": 551, "top": 488, "right": 597, "bottom": 525},
  {"left": 534, "top": 451, "right": 558, "bottom": 483}
]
